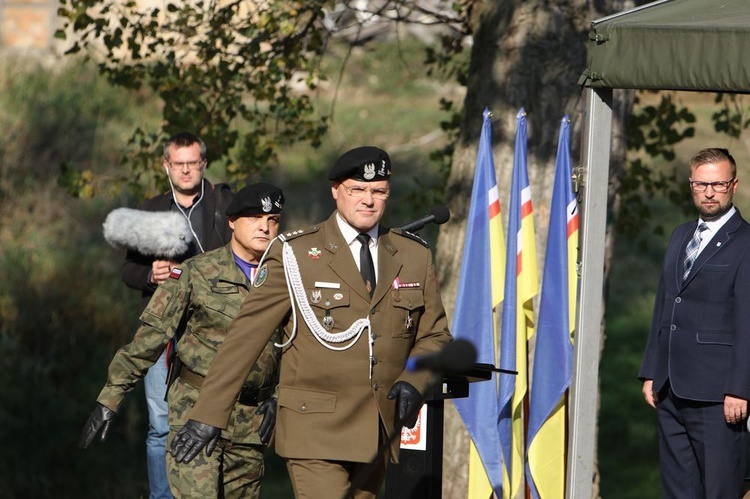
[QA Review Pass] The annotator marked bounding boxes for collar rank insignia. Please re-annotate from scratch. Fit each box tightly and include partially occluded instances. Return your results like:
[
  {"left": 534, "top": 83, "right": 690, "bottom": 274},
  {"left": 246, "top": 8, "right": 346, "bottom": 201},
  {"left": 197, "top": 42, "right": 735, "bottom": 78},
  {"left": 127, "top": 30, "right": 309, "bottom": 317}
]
[{"left": 308, "top": 247, "right": 322, "bottom": 259}]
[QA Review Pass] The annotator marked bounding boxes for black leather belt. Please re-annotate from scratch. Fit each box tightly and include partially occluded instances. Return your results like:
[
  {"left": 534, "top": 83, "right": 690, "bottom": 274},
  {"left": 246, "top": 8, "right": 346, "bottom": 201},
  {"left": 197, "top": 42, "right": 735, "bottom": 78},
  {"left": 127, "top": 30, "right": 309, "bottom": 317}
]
[{"left": 178, "top": 366, "right": 273, "bottom": 407}]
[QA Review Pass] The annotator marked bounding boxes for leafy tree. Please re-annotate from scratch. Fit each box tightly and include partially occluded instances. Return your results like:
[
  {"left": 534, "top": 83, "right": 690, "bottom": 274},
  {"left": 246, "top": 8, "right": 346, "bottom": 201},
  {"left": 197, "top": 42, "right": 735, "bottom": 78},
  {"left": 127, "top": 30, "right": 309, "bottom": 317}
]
[{"left": 57, "top": 0, "right": 330, "bottom": 198}]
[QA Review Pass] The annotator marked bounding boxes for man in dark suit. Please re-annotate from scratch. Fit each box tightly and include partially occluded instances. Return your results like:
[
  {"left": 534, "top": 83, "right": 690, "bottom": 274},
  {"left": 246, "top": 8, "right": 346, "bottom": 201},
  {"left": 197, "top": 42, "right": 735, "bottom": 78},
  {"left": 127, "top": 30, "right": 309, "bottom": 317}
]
[
  {"left": 639, "top": 148, "right": 750, "bottom": 498},
  {"left": 169, "top": 146, "right": 452, "bottom": 498},
  {"left": 121, "top": 131, "right": 233, "bottom": 498}
]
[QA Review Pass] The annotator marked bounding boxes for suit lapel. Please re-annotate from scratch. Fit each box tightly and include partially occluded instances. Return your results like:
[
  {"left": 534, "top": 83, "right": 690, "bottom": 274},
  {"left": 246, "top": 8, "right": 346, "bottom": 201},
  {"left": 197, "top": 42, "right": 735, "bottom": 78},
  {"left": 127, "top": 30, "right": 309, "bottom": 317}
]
[
  {"left": 682, "top": 211, "right": 741, "bottom": 287},
  {"left": 373, "top": 231, "right": 401, "bottom": 305}
]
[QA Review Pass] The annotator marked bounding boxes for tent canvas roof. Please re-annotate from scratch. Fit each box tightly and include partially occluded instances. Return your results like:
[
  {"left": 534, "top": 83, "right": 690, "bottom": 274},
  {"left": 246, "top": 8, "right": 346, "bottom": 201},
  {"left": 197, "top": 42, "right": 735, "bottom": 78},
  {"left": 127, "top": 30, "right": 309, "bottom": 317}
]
[{"left": 580, "top": 0, "right": 750, "bottom": 93}]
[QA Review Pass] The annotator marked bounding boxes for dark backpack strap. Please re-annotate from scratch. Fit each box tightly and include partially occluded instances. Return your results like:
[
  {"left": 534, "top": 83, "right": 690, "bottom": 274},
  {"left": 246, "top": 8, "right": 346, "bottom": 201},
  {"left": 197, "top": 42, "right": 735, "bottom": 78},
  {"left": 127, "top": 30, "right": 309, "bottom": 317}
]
[{"left": 212, "top": 183, "right": 233, "bottom": 244}]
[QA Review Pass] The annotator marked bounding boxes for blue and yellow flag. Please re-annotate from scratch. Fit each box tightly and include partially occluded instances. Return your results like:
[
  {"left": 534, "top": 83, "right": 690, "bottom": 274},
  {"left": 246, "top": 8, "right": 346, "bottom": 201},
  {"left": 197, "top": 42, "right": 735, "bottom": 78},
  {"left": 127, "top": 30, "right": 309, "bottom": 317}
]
[
  {"left": 499, "top": 108, "right": 538, "bottom": 499},
  {"left": 526, "top": 116, "right": 577, "bottom": 499},
  {"left": 453, "top": 108, "right": 506, "bottom": 496}
]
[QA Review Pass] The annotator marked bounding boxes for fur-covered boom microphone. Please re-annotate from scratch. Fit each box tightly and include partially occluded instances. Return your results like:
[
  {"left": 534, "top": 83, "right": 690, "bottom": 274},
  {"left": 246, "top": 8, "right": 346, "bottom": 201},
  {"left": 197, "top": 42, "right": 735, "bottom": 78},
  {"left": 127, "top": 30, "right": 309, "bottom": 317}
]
[{"left": 102, "top": 208, "right": 193, "bottom": 258}]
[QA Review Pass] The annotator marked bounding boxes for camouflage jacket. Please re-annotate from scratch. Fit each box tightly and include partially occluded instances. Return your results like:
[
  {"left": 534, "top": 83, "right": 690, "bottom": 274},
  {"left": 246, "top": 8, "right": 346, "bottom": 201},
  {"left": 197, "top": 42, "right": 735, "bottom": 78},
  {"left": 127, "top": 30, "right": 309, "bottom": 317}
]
[{"left": 97, "top": 244, "right": 280, "bottom": 444}]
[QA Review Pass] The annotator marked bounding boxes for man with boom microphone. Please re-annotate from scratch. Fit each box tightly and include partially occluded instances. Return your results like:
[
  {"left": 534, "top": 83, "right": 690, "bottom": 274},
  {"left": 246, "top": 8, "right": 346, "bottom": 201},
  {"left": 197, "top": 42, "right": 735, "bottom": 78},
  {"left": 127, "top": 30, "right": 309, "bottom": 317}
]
[{"left": 120, "top": 132, "right": 234, "bottom": 498}]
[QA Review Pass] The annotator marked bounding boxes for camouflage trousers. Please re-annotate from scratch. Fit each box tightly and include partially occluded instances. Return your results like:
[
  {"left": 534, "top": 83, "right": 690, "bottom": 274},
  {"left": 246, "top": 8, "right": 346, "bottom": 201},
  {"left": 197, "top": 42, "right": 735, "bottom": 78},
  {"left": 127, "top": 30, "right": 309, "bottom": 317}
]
[{"left": 166, "top": 436, "right": 264, "bottom": 498}]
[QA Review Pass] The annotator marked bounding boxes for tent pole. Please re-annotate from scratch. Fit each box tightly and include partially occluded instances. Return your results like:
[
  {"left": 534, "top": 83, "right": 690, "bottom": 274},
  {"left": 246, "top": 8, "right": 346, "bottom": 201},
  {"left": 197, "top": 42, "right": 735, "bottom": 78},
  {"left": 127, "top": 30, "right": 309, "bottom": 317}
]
[{"left": 567, "top": 86, "right": 612, "bottom": 499}]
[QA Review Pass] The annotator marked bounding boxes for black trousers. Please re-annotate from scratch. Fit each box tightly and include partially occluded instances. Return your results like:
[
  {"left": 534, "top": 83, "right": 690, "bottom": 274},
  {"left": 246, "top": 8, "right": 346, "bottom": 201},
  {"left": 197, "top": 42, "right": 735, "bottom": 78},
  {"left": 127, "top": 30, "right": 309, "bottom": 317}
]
[{"left": 657, "top": 385, "right": 746, "bottom": 499}]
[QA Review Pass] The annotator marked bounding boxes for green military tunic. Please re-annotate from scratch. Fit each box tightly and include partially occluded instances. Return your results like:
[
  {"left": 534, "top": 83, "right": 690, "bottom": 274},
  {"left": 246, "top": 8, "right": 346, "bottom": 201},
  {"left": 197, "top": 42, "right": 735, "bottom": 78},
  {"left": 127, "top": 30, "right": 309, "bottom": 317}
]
[
  {"left": 97, "top": 244, "right": 279, "bottom": 498},
  {"left": 189, "top": 212, "right": 452, "bottom": 465}
]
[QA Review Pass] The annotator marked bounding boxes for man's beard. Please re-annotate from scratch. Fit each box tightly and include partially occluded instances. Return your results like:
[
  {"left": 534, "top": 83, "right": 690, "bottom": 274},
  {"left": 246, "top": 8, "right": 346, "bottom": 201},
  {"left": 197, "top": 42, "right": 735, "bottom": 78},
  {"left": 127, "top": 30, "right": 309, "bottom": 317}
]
[{"left": 699, "top": 201, "right": 733, "bottom": 221}]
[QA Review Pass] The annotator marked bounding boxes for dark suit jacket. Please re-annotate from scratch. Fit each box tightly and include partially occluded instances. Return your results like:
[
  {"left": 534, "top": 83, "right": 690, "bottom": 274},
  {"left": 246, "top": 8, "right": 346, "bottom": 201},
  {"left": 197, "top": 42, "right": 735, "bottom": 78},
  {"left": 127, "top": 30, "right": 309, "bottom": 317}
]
[
  {"left": 639, "top": 209, "right": 750, "bottom": 402},
  {"left": 121, "top": 179, "right": 234, "bottom": 310},
  {"left": 189, "top": 212, "right": 452, "bottom": 462}
]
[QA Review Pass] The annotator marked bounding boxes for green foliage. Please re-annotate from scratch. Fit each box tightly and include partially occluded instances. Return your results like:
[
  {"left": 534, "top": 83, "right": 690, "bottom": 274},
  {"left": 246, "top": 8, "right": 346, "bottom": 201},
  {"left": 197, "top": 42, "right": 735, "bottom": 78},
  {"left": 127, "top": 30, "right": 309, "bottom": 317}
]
[
  {"left": 713, "top": 93, "right": 750, "bottom": 138},
  {"left": 599, "top": 195, "right": 687, "bottom": 499},
  {"left": 0, "top": 57, "right": 155, "bottom": 496},
  {"left": 619, "top": 91, "right": 750, "bottom": 247},
  {"left": 617, "top": 91, "right": 697, "bottom": 244},
  {"left": 57, "top": 0, "right": 330, "bottom": 199}
]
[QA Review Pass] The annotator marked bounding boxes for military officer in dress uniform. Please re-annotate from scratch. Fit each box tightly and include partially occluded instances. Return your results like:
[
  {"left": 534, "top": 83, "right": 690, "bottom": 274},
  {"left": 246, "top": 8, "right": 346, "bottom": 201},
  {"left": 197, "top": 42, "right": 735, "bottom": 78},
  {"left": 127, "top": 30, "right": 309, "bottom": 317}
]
[
  {"left": 170, "top": 146, "right": 453, "bottom": 499},
  {"left": 80, "top": 183, "right": 285, "bottom": 498}
]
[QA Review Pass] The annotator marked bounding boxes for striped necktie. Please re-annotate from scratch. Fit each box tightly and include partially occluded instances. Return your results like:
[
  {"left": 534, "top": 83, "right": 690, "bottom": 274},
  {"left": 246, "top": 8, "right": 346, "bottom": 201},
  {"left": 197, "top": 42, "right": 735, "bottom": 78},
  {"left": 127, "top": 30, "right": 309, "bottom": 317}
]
[{"left": 683, "top": 222, "right": 708, "bottom": 281}]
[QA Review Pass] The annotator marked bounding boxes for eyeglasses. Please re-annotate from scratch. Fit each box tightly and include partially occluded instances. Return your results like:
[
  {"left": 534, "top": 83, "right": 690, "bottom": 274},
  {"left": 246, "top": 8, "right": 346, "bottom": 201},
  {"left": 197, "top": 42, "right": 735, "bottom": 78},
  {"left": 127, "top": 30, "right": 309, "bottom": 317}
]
[
  {"left": 340, "top": 183, "right": 390, "bottom": 200},
  {"left": 166, "top": 160, "right": 206, "bottom": 170},
  {"left": 689, "top": 178, "right": 736, "bottom": 193}
]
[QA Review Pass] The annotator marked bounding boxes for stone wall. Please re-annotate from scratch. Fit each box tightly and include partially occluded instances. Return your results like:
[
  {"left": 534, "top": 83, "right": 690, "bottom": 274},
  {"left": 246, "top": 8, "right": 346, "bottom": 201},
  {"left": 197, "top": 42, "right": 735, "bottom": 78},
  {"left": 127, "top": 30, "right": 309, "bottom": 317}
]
[{"left": 0, "top": 0, "right": 58, "bottom": 51}]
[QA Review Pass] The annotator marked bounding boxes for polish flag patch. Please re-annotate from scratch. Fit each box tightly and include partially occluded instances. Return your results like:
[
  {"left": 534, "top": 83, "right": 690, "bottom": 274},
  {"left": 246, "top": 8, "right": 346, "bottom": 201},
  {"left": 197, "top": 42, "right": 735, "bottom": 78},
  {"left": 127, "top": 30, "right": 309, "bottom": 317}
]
[{"left": 169, "top": 268, "right": 183, "bottom": 280}]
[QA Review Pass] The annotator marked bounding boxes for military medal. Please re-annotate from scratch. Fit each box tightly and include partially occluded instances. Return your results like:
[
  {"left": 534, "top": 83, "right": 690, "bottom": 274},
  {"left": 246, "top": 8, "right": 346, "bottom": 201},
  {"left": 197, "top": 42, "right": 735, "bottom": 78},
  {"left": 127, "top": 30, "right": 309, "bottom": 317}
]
[
  {"left": 323, "top": 314, "right": 335, "bottom": 331},
  {"left": 405, "top": 314, "right": 414, "bottom": 333}
]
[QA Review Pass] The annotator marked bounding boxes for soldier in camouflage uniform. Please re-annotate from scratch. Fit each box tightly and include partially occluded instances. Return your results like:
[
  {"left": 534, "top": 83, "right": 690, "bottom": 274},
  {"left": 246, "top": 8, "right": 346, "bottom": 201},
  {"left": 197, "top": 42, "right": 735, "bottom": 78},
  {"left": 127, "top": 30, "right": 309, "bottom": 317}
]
[{"left": 80, "top": 183, "right": 285, "bottom": 498}]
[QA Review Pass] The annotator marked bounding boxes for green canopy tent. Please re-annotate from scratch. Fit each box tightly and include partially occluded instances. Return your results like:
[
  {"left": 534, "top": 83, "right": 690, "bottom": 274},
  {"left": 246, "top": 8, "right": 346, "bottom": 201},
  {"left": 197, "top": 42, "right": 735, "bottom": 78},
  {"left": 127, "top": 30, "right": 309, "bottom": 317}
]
[{"left": 572, "top": 1, "right": 750, "bottom": 497}]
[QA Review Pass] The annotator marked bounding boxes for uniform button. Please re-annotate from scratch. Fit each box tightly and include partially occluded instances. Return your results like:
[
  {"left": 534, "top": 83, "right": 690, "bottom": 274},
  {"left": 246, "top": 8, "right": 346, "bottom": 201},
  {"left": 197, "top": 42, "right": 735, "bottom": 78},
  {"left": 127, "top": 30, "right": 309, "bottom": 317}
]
[
  {"left": 374, "top": 383, "right": 379, "bottom": 391},
  {"left": 670, "top": 325, "right": 676, "bottom": 331},
  {"left": 371, "top": 357, "right": 378, "bottom": 365},
  {"left": 675, "top": 297, "right": 681, "bottom": 303},
  {"left": 300, "top": 404, "right": 307, "bottom": 412},
  {"left": 370, "top": 308, "right": 377, "bottom": 315}
]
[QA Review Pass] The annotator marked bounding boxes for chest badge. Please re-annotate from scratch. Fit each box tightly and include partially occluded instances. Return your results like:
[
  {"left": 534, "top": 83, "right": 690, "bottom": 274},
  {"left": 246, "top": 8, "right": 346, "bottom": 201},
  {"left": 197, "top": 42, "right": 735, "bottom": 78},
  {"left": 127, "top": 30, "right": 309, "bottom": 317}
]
[
  {"left": 311, "top": 290, "right": 322, "bottom": 304},
  {"left": 322, "top": 315, "right": 335, "bottom": 331},
  {"left": 308, "top": 247, "right": 322, "bottom": 259}
]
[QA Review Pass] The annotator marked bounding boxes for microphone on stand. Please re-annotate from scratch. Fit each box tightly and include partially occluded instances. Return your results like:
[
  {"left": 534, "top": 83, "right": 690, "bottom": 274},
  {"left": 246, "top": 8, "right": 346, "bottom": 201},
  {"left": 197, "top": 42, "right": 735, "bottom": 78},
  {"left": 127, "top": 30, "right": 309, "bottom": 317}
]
[{"left": 399, "top": 205, "right": 450, "bottom": 233}]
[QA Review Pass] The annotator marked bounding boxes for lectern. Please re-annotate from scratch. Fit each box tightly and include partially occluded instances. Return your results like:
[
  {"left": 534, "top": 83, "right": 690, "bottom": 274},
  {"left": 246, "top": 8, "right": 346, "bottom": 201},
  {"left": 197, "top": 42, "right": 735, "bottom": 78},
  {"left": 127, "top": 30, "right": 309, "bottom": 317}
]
[{"left": 384, "top": 363, "right": 494, "bottom": 499}]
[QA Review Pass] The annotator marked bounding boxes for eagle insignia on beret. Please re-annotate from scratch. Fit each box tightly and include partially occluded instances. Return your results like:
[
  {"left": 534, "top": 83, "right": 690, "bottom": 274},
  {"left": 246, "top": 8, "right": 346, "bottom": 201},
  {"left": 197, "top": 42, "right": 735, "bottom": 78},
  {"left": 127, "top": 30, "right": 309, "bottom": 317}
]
[
  {"left": 261, "top": 196, "right": 272, "bottom": 213},
  {"left": 363, "top": 162, "right": 376, "bottom": 180}
]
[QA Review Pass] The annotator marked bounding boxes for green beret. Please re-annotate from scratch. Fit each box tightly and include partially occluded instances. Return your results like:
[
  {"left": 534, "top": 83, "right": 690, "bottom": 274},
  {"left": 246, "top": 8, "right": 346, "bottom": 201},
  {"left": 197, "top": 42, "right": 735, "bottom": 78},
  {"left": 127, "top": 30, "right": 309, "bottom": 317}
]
[
  {"left": 328, "top": 146, "right": 392, "bottom": 182},
  {"left": 225, "top": 182, "right": 284, "bottom": 217}
]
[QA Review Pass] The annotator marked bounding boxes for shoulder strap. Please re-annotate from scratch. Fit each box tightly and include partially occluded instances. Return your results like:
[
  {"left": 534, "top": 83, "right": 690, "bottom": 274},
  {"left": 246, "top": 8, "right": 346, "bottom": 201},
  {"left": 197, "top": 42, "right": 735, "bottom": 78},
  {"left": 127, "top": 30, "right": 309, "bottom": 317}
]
[{"left": 212, "top": 183, "right": 233, "bottom": 244}]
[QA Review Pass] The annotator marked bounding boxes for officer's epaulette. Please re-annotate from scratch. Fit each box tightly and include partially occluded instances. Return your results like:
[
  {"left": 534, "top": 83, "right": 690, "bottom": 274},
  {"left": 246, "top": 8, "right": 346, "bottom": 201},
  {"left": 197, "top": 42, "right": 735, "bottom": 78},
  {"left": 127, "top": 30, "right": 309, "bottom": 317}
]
[
  {"left": 278, "top": 224, "right": 321, "bottom": 242},
  {"left": 390, "top": 227, "right": 429, "bottom": 247}
]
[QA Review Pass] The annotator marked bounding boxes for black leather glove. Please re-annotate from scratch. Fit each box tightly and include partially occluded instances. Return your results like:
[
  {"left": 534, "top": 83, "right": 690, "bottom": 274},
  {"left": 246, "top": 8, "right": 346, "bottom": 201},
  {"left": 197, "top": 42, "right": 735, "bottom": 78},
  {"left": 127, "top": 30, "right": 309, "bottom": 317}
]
[
  {"left": 79, "top": 403, "right": 116, "bottom": 449},
  {"left": 387, "top": 381, "right": 422, "bottom": 429},
  {"left": 256, "top": 397, "right": 277, "bottom": 445},
  {"left": 170, "top": 419, "right": 220, "bottom": 464}
]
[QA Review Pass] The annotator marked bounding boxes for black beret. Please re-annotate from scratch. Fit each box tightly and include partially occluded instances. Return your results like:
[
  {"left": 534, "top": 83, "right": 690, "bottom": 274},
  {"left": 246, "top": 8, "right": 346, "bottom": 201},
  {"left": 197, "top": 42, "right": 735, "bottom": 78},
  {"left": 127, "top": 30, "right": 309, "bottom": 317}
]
[
  {"left": 225, "top": 182, "right": 284, "bottom": 217},
  {"left": 328, "top": 146, "right": 392, "bottom": 182}
]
